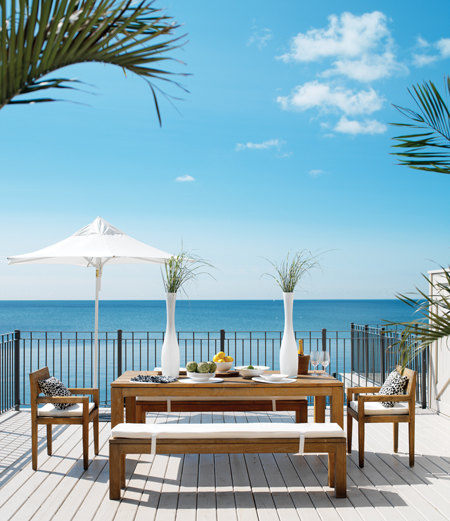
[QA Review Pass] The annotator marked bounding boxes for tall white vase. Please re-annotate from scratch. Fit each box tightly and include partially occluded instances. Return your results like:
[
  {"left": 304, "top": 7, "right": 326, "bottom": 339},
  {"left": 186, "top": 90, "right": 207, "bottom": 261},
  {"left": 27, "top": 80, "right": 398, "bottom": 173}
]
[
  {"left": 161, "top": 292, "right": 180, "bottom": 377},
  {"left": 279, "top": 292, "right": 298, "bottom": 377}
]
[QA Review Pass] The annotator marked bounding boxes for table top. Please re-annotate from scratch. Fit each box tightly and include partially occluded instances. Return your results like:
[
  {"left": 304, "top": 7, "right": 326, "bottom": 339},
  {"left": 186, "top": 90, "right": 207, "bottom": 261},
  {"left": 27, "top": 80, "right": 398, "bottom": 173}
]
[{"left": 111, "top": 370, "right": 343, "bottom": 388}]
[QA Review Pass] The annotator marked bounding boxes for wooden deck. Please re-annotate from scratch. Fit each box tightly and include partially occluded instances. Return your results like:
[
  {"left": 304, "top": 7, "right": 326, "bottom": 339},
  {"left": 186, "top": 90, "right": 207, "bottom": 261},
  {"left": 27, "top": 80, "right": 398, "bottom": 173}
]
[{"left": 1, "top": 407, "right": 450, "bottom": 520}]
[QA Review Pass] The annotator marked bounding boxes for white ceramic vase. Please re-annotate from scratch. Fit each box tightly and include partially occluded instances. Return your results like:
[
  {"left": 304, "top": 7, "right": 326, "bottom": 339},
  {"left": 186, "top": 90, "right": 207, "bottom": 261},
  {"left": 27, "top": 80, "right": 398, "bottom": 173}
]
[
  {"left": 279, "top": 292, "right": 298, "bottom": 377},
  {"left": 161, "top": 292, "right": 180, "bottom": 377}
]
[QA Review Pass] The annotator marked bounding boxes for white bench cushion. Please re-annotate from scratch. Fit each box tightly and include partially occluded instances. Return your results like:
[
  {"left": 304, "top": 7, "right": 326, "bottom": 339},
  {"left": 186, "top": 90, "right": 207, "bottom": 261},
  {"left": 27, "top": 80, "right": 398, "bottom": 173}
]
[
  {"left": 349, "top": 400, "right": 408, "bottom": 415},
  {"left": 111, "top": 422, "right": 345, "bottom": 439},
  {"left": 38, "top": 402, "right": 95, "bottom": 417}
]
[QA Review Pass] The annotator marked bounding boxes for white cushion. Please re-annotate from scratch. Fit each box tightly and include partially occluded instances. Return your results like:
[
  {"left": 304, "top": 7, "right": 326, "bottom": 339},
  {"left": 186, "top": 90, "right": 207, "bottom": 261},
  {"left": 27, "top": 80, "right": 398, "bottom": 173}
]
[
  {"left": 135, "top": 396, "right": 307, "bottom": 401},
  {"left": 38, "top": 402, "right": 95, "bottom": 417},
  {"left": 349, "top": 400, "right": 408, "bottom": 415},
  {"left": 111, "top": 422, "right": 345, "bottom": 439}
]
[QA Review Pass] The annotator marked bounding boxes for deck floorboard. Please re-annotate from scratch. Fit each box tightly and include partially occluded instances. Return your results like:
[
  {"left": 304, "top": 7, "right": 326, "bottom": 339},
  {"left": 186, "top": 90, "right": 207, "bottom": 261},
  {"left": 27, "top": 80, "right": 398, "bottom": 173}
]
[{"left": 0, "top": 408, "right": 449, "bottom": 521}]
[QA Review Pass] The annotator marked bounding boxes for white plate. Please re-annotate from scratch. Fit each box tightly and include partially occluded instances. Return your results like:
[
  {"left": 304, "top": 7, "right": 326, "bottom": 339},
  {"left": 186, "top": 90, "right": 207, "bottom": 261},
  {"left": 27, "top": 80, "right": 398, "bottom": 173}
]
[
  {"left": 179, "top": 377, "right": 224, "bottom": 384},
  {"left": 252, "top": 376, "right": 296, "bottom": 384}
]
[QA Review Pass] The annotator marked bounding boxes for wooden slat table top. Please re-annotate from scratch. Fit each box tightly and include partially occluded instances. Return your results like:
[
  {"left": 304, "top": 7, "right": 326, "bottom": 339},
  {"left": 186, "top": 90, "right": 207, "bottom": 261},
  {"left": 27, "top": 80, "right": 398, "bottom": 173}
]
[{"left": 111, "top": 370, "right": 344, "bottom": 389}]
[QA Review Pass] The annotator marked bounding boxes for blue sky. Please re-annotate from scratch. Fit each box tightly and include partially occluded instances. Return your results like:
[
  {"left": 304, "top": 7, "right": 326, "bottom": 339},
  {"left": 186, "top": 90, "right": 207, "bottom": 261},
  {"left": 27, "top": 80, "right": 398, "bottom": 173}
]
[{"left": 1, "top": 0, "right": 449, "bottom": 300}]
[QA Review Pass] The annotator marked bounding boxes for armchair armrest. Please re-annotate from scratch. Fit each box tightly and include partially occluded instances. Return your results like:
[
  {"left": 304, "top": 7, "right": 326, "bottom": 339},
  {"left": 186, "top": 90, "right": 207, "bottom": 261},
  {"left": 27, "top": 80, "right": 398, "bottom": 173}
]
[
  {"left": 347, "top": 386, "right": 381, "bottom": 403},
  {"left": 37, "top": 395, "right": 89, "bottom": 404},
  {"left": 68, "top": 388, "right": 99, "bottom": 407}
]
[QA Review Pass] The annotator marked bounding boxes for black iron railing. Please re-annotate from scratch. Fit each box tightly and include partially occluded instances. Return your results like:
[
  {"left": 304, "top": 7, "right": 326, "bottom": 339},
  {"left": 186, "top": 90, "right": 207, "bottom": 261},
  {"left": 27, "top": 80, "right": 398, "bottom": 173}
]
[
  {"left": 0, "top": 331, "right": 20, "bottom": 414},
  {"left": 351, "top": 323, "right": 427, "bottom": 408},
  {"left": 3, "top": 326, "right": 427, "bottom": 409}
]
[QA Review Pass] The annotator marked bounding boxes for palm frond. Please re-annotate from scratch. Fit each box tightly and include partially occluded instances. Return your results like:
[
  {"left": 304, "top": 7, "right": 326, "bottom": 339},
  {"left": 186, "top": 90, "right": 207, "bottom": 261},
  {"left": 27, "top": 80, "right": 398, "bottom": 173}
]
[
  {"left": 0, "top": 0, "right": 187, "bottom": 124},
  {"left": 391, "top": 77, "right": 450, "bottom": 174},
  {"left": 386, "top": 268, "right": 450, "bottom": 366}
]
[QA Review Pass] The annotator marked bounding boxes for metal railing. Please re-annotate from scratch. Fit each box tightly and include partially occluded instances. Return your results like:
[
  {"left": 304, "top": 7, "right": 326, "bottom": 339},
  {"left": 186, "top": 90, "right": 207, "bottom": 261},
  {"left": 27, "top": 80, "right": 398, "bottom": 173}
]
[
  {"left": 351, "top": 323, "right": 427, "bottom": 408},
  {"left": 0, "top": 331, "right": 20, "bottom": 414},
  {"left": 4, "top": 326, "right": 427, "bottom": 408}
]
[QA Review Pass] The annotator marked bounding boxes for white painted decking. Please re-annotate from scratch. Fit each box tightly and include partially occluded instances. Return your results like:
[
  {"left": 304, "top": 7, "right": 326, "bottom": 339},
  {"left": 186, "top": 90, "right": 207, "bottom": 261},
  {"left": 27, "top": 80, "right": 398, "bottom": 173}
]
[{"left": 0, "top": 408, "right": 449, "bottom": 520}]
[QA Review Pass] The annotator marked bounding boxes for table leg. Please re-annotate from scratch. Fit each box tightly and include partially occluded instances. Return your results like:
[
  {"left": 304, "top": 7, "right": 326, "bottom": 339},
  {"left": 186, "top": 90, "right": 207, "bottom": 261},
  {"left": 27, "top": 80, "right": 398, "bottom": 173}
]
[
  {"left": 314, "top": 396, "right": 326, "bottom": 423},
  {"left": 111, "top": 388, "right": 124, "bottom": 428},
  {"left": 126, "top": 397, "right": 136, "bottom": 423},
  {"left": 330, "top": 388, "right": 344, "bottom": 429}
]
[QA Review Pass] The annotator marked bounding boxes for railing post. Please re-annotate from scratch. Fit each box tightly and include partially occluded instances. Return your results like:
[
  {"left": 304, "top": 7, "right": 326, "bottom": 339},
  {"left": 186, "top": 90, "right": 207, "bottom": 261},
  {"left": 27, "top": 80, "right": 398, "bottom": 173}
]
[
  {"left": 364, "top": 324, "right": 369, "bottom": 382},
  {"left": 220, "top": 329, "right": 225, "bottom": 352},
  {"left": 421, "top": 345, "right": 427, "bottom": 409},
  {"left": 321, "top": 328, "right": 327, "bottom": 351},
  {"left": 380, "top": 327, "right": 386, "bottom": 385},
  {"left": 350, "top": 323, "right": 354, "bottom": 373},
  {"left": 14, "top": 330, "right": 20, "bottom": 411},
  {"left": 117, "top": 329, "right": 123, "bottom": 377}
]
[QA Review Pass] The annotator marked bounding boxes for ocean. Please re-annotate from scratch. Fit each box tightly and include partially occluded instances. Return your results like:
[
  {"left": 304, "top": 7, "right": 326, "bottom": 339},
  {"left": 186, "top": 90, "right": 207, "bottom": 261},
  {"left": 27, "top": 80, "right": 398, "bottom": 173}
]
[{"left": 0, "top": 299, "right": 415, "bottom": 334}]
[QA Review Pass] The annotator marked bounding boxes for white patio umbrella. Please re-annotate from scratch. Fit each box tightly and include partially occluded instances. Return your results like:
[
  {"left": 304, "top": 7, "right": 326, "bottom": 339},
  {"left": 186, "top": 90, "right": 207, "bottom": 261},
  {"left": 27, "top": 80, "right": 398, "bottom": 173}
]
[{"left": 7, "top": 216, "right": 173, "bottom": 386}]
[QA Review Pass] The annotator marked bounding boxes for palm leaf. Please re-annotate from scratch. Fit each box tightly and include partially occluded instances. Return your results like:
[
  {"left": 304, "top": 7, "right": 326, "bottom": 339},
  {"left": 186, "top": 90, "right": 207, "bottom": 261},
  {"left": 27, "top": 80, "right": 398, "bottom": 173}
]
[
  {"left": 0, "top": 0, "right": 187, "bottom": 124},
  {"left": 391, "top": 77, "right": 450, "bottom": 174},
  {"left": 386, "top": 268, "right": 450, "bottom": 366}
]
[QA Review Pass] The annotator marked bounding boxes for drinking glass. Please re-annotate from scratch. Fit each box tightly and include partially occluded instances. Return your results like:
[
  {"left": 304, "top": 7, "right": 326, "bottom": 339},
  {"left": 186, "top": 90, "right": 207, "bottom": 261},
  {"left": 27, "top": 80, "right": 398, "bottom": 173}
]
[
  {"left": 310, "top": 350, "right": 320, "bottom": 374},
  {"left": 319, "top": 351, "right": 330, "bottom": 376}
]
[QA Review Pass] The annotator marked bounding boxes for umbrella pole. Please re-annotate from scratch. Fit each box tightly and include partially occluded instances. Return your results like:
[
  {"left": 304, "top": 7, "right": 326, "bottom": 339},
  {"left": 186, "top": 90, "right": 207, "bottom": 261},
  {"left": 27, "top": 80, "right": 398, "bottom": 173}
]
[{"left": 94, "top": 268, "right": 101, "bottom": 389}]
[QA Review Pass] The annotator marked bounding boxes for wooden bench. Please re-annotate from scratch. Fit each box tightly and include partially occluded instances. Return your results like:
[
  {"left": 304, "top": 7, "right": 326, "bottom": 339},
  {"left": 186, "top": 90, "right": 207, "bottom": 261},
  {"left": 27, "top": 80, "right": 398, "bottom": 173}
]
[
  {"left": 134, "top": 396, "right": 308, "bottom": 423},
  {"left": 109, "top": 422, "right": 347, "bottom": 500}
]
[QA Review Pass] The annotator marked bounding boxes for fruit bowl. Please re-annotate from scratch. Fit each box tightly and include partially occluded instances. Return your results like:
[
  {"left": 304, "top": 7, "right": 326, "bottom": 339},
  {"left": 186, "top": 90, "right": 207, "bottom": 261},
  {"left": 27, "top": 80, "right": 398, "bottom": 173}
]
[
  {"left": 215, "top": 361, "right": 233, "bottom": 372},
  {"left": 235, "top": 365, "right": 270, "bottom": 378},
  {"left": 187, "top": 371, "right": 216, "bottom": 382}
]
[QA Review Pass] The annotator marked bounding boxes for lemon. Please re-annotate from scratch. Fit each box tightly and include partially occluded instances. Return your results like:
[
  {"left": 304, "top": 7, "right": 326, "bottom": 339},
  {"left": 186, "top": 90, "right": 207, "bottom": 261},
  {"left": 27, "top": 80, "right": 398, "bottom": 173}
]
[
  {"left": 217, "top": 358, "right": 225, "bottom": 363},
  {"left": 224, "top": 356, "right": 233, "bottom": 362}
]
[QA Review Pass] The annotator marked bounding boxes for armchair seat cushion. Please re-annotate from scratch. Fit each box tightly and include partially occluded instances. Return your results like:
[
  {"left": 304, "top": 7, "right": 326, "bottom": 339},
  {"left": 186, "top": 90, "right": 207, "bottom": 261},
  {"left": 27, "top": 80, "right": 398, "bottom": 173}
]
[
  {"left": 38, "top": 402, "right": 96, "bottom": 417},
  {"left": 349, "top": 400, "right": 408, "bottom": 415}
]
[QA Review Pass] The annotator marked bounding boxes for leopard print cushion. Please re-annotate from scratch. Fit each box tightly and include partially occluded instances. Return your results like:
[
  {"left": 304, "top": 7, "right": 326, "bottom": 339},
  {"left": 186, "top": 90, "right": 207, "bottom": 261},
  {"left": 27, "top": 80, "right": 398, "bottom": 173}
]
[
  {"left": 378, "top": 370, "right": 408, "bottom": 407},
  {"left": 38, "top": 376, "right": 72, "bottom": 410}
]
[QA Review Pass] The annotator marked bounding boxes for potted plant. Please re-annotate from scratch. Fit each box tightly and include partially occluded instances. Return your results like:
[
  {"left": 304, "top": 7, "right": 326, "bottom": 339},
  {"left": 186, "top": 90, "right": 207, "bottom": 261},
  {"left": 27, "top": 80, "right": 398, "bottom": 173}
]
[
  {"left": 161, "top": 251, "right": 212, "bottom": 377},
  {"left": 266, "top": 251, "right": 319, "bottom": 377}
]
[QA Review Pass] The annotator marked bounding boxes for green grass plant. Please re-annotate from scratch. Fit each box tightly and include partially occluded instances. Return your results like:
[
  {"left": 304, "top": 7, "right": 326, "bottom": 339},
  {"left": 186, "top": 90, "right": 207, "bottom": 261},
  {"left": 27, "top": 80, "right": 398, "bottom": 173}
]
[
  {"left": 265, "top": 251, "right": 319, "bottom": 293},
  {"left": 162, "top": 251, "right": 213, "bottom": 295}
]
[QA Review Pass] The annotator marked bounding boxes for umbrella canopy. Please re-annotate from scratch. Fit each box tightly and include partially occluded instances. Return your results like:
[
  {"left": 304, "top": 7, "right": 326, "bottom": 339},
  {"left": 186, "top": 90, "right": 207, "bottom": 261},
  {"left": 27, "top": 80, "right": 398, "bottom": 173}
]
[{"left": 8, "top": 216, "right": 173, "bottom": 386}]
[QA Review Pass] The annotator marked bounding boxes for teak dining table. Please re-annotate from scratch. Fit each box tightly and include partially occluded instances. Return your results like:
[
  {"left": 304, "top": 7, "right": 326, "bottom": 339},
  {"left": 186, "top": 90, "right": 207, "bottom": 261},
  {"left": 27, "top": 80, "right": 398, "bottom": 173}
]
[{"left": 110, "top": 371, "right": 344, "bottom": 428}]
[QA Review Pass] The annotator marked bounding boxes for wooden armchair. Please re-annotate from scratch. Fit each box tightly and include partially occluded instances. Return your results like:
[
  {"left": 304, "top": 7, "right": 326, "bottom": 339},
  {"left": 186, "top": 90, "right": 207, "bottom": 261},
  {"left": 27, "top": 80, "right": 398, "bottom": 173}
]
[
  {"left": 29, "top": 367, "right": 99, "bottom": 470},
  {"left": 347, "top": 365, "right": 416, "bottom": 468}
]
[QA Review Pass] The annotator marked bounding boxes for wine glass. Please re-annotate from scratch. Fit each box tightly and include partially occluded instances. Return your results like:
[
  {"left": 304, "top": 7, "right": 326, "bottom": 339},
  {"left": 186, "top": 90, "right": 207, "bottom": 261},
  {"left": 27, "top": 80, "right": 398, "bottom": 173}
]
[
  {"left": 319, "top": 351, "right": 330, "bottom": 376},
  {"left": 310, "top": 350, "right": 320, "bottom": 374}
]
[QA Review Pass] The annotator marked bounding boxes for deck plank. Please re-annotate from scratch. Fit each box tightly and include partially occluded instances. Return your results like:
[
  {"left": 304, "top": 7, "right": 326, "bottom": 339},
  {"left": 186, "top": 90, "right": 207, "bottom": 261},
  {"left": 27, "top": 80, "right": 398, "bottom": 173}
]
[{"left": 0, "top": 409, "right": 449, "bottom": 521}]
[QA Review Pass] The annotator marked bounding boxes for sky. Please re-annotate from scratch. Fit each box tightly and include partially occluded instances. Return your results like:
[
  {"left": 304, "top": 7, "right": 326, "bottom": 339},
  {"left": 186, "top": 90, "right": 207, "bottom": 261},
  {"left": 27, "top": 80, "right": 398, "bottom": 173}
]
[{"left": 0, "top": 0, "right": 449, "bottom": 300}]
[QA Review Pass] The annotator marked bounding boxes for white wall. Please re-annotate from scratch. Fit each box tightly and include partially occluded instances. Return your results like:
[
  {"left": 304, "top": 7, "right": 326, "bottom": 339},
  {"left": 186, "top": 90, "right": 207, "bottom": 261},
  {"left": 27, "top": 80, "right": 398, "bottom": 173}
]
[{"left": 428, "top": 269, "right": 450, "bottom": 416}]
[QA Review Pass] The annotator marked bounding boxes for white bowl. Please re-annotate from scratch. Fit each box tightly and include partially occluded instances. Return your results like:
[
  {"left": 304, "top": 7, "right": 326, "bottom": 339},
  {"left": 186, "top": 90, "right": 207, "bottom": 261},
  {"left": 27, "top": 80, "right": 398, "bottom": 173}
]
[
  {"left": 187, "top": 371, "right": 216, "bottom": 382},
  {"left": 262, "top": 373, "right": 289, "bottom": 382},
  {"left": 215, "top": 361, "right": 233, "bottom": 372},
  {"left": 235, "top": 365, "right": 270, "bottom": 378}
]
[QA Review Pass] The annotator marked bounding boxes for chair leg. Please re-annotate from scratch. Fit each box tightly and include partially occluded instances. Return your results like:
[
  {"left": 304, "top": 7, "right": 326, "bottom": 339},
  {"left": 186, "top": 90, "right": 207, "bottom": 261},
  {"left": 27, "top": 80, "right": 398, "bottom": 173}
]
[
  {"left": 93, "top": 415, "right": 99, "bottom": 455},
  {"left": 109, "top": 443, "right": 121, "bottom": 500},
  {"left": 328, "top": 452, "right": 335, "bottom": 488},
  {"left": 393, "top": 423, "right": 399, "bottom": 453},
  {"left": 409, "top": 421, "right": 415, "bottom": 467},
  {"left": 82, "top": 421, "right": 89, "bottom": 469},
  {"left": 358, "top": 419, "right": 365, "bottom": 468},
  {"left": 335, "top": 444, "right": 347, "bottom": 498},
  {"left": 347, "top": 411, "right": 352, "bottom": 453},
  {"left": 31, "top": 418, "right": 38, "bottom": 470},
  {"left": 47, "top": 425, "right": 52, "bottom": 455}
]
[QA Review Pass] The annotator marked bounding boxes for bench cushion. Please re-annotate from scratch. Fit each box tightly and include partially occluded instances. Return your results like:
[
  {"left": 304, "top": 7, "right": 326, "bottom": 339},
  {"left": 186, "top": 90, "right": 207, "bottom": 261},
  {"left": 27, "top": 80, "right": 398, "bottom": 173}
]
[
  {"left": 38, "top": 402, "right": 96, "bottom": 417},
  {"left": 111, "top": 422, "right": 345, "bottom": 439},
  {"left": 349, "top": 400, "right": 408, "bottom": 415}
]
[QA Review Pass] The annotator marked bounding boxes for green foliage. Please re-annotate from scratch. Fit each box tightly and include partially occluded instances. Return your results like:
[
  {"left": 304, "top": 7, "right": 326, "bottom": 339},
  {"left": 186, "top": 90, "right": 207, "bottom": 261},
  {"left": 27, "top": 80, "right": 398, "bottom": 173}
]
[
  {"left": 0, "top": 0, "right": 186, "bottom": 124},
  {"left": 391, "top": 77, "right": 450, "bottom": 175},
  {"left": 265, "top": 250, "right": 319, "bottom": 293},
  {"left": 387, "top": 268, "right": 450, "bottom": 366},
  {"left": 162, "top": 251, "right": 213, "bottom": 295}
]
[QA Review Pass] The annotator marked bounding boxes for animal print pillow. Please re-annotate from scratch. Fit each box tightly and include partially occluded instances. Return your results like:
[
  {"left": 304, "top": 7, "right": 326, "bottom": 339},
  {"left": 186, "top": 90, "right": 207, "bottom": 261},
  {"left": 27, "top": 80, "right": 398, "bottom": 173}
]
[
  {"left": 38, "top": 376, "right": 72, "bottom": 410},
  {"left": 378, "top": 370, "right": 408, "bottom": 407}
]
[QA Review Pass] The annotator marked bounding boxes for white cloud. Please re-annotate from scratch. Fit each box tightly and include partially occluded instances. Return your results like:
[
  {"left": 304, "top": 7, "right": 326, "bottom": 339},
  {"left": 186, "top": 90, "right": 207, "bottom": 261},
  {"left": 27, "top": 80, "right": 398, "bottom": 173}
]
[
  {"left": 278, "top": 11, "right": 400, "bottom": 82},
  {"left": 309, "top": 169, "right": 324, "bottom": 177},
  {"left": 412, "top": 53, "right": 438, "bottom": 67},
  {"left": 417, "top": 36, "right": 430, "bottom": 48},
  {"left": 277, "top": 81, "right": 384, "bottom": 116},
  {"left": 248, "top": 27, "right": 272, "bottom": 49},
  {"left": 235, "top": 138, "right": 284, "bottom": 151},
  {"left": 334, "top": 116, "right": 387, "bottom": 135},
  {"left": 436, "top": 38, "right": 450, "bottom": 58},
  {"left": 175, "top": 175, "right": 195, "bottom": 182}
]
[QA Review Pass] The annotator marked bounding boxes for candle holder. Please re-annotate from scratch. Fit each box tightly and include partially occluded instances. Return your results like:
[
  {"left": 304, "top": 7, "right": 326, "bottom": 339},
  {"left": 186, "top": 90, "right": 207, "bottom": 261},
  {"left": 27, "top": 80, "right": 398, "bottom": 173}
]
[{"left": 297, "top": 354, "right": 310, "bottom": 375}]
